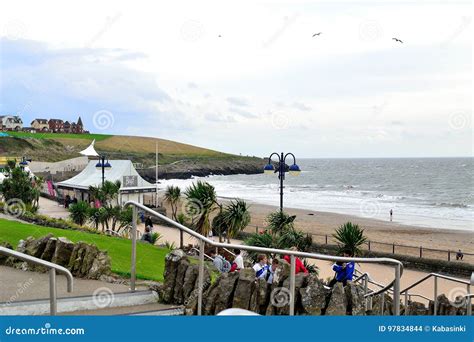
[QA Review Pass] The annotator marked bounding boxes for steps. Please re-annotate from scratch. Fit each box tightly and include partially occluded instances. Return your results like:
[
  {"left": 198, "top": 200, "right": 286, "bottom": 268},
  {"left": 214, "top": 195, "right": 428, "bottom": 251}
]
[{"left": 0, "top": 290, "right": 161, "bottom": 315}]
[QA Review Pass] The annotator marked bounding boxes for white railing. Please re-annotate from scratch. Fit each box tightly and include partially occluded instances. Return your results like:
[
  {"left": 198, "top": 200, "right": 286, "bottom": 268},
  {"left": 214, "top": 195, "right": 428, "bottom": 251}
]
[
  {"left": 125, "top": 200, "right": 404, "bottom": 316},
  {"left": 0, "top": 247, "right": 74, "bottom": 315}
]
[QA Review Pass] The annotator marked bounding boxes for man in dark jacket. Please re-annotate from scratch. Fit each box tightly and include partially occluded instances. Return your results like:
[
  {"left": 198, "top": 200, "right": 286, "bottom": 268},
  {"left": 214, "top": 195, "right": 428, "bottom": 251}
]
[{"left": 328, "top": 251, "right": 355, "bottom": 287}]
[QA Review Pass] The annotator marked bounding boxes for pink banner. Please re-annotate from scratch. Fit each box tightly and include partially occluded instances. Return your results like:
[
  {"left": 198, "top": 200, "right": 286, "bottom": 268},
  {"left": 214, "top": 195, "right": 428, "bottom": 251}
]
[{"left": 47, "top": 180, "right": 55, "bottom": 197}]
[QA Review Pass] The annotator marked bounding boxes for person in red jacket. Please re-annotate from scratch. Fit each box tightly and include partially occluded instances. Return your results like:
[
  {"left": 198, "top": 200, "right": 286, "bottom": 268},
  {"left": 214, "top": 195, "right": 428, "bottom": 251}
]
[{"left": 283, "top": 247, "right": 308, "bottom": 274}]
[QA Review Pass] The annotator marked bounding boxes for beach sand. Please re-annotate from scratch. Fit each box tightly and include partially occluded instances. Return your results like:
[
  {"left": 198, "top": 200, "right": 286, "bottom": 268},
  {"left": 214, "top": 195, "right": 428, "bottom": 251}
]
[{"left": 155, "top": 196, "right": 473, "bottom": 263}]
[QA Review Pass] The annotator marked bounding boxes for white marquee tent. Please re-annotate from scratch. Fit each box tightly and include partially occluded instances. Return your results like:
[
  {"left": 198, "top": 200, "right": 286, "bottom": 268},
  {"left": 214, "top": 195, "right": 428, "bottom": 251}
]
[{"left": 57, "top": 160, "right": 156, "bottom": 205}]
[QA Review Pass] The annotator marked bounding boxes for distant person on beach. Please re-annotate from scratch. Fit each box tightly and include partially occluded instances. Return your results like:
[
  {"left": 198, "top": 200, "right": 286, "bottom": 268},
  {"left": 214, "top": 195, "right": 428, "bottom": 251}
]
[
  {"left": 456, "top": 249, "right": 464, "bottom": 260},
  {"left": 328, "top": 251, "right": 355, "bottom": 287},
  {"left": 210, "top": 250, "right": 231, "bottom": 273},
  {"left": 141, "top": 226, "right": 153, "bottom": 244},
  {"left": 253, "top": 254, "right": 269, "bottom": 279},
  {"left": 283, "top": 247, "right": 308, "bottom": 274},
  {"left": 390, "top": 209, "right": 393, "bottom": 221}
]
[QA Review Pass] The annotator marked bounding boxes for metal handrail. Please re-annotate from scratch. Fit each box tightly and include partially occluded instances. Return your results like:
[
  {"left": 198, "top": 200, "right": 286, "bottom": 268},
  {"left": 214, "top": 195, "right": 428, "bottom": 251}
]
[
  {"left": 191, "top": 247, "right": 214, "bottom": 261},
  {"left": 0, "top": 247, "right": 74, "bottom": 315},
  {"left": 400, "top": 273, "right": 471, "bottom": 316},
  {"left": 125, "top": 200, "right": 404, "bottom": 315}
]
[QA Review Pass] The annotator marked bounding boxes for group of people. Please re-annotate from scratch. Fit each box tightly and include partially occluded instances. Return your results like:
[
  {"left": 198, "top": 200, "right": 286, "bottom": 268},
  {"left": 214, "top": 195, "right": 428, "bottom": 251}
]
[
  {"left": 64, "top": 195, "right": 78, "bottom": 208},
  {"left": 209, "top": 246, "right": 355, "bottom": 288}
]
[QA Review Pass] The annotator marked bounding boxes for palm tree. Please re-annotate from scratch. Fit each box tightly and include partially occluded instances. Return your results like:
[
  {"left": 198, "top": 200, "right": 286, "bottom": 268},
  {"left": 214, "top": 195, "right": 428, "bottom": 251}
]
[
  {"left": 184, "top": 181, "right": 217, "bottom": 236},
  {"left": 163, "top": 185, "right": 181, "bottom": 220},
  {"left": 68, "top": 201, "right": 89, "bottom": 226},
  {"left": 266, "top": 211, "right": 296, "bottom": 235},
  {"left": 219, "top": 199, "right": 250, "bottom": 242},
  {"left": 333, "top": 222, "right": 367, "bottom": 256},
  {"left": 176, "top": 213, "right": 188, "bottom": 248}
]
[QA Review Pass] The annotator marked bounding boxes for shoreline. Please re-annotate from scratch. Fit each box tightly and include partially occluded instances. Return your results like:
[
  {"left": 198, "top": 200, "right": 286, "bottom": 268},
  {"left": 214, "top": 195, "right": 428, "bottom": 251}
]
[{"left": 158, "top": 193, "right": 473, "bottom": 263}]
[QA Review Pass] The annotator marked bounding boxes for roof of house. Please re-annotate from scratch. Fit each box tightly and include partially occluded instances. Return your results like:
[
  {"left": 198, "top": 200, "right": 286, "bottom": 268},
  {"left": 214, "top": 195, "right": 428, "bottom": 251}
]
[
  {"left": 57, "top": 160, "right": 155, "bottom": 191},
  {"left": 77, "top": 116, "right": 83, "bottom": 126},
  {"left": 31, "top": 119, "right": 48, "bottom": 124},
  {"left": 49, "top": 119, "right": 64, "bottom": 123}
]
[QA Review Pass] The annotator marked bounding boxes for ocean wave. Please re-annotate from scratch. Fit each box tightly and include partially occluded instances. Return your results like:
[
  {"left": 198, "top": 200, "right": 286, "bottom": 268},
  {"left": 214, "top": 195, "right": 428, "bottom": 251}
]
[{"left": 430, "top": 202, "right": 469, "bottom": 209}]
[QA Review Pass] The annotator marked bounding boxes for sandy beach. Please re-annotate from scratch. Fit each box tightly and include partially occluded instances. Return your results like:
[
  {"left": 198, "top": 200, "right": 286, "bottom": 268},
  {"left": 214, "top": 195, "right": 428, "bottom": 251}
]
[{"left": 155, "top": 195, "right": 473, "bottom": 263}]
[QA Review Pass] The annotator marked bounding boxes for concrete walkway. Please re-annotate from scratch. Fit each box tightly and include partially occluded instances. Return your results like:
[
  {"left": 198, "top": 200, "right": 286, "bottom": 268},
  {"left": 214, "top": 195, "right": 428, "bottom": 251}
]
[
  {"left": 0, "top": 265, "right": 148, "bottom": 304},
  {"left": 37, "top": 197, "right": 69, "bottom": 219}
]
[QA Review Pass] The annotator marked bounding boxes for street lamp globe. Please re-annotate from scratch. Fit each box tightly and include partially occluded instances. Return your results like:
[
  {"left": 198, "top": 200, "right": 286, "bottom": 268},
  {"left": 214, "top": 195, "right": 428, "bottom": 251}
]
[
  {"left": 104, "top": 160, "right": 112, "bottom": 169},
  {"left": 95, "top": 161, "right": 103, "bottom": 169},
  {"left": 289, "top": 163, "right": 301, "bottom": 176},
  {"left": 264, "top": 163, "right": 275, "bottom": 174}
]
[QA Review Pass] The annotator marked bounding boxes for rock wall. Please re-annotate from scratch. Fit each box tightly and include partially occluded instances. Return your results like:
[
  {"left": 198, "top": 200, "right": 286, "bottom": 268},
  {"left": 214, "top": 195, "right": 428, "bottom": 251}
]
[
  {"left": 160, "top": 251, "right": 370, "bottom": 316},
  {"left": 0, "top": 235, "right": 111, "bottom": 279},
  {"left": 160, "top": 249, "right": 473, "bottom": 316}
]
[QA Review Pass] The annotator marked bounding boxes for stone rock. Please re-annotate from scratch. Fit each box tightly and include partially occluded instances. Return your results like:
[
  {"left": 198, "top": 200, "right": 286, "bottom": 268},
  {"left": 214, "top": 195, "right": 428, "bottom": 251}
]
[
  {"left": 249, "top": 278, "right": 268, "bottom": 314},
  {"left": 429, "top": 294, "right": 461, "bottom": 315},
  {"left": 345, "top": 282, "right": 366, "bottom": 316},
  {"left": 275, "top": 273, "right": 308, "bottom": 315},
  {"left": 406, "top": 301, "right": 429, "bottom": 315},
  {"left": 182, "top": 264, "right": 199, "bottom": 300},
  {"left": 88, "top": 250, "right": 111, "bottom": 279},
  {"left": 40, "top": 238, "right": 57, "bottom": 261},
  {"left": 0, "top": 241, "right": 13, "bottom": 265},
  {"left": 51, "top": 237, "right": 74, "bottom": 267},
  {"left": 300, "top": 274, "right": 328, "bottom": 316},
  {"left": 214, "top": 272, "right": 240, "bottom": 314},
  {"left": 326, "top": 283, "right": 347, "bottom": 315},
  {"left": 369, "top": 293, "right": 393, "bottom": 316},
  {"left": 24, "top": 234, "right": 53, "bottom": 258},
  {"left": 203, "top": 276, "right": 223, "bottom": 315},
  {"left": 173, "top": 258, "right": 191, "bottom": 304},
  {"left": 162, "top": 249, "right": 187, "bottom": 303},
  {"left": 232, "top": 269, "right": 256, "bottom": 310}
]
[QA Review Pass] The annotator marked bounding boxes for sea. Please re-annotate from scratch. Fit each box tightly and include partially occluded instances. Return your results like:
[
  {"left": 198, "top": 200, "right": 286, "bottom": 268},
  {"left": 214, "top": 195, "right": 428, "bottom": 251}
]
[{"left": 160, "top": 158, "right": 473, "bottom": 232}]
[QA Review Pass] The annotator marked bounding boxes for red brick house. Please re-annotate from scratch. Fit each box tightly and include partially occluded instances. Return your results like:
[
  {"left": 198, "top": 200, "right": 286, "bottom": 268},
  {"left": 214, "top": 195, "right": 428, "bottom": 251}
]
[{"left": 48, "top": 119, "right": 64, "bottom": 132}]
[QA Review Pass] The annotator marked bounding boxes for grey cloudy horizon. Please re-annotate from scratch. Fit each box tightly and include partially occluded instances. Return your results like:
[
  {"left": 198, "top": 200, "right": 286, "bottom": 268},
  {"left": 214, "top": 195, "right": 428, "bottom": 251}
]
[{"left": 0, "top": 0, "right": 471, "bottom": 158}]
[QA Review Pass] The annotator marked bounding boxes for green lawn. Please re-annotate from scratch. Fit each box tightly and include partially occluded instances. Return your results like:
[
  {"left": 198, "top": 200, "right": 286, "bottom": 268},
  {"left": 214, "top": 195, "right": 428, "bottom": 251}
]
[
  {"left": 7, "top": 131, "right": 111, "bottom": 141},
  {"left": 0, "top": 219, "right": 167, "bottom": 281}
]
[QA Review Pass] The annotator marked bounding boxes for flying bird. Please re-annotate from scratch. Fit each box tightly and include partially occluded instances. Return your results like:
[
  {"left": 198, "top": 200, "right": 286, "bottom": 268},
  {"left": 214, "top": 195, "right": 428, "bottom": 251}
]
[
  {"left": 312, "top": 32, "right": 322, "bottom": 37},
  {"left": 392, "top": 37, "right": 403, "bottom": 43}
]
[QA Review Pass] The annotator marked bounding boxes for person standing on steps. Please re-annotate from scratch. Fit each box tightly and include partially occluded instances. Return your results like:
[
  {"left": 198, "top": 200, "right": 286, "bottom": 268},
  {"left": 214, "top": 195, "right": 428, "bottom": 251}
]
[{"left": 390, "top": 209, "right": 393, "bottom": 222}]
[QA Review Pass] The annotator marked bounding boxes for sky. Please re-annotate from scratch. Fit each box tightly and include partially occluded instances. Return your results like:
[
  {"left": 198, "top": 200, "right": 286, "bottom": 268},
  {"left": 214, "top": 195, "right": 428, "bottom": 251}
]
[{"left": 0, "top": 0, "right": 472, "bottom": 158}]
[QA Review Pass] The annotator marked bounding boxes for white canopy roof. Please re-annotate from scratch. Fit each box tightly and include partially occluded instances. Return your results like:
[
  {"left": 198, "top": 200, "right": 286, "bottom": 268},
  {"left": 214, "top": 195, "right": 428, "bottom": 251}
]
[
  {"left": 79, "top": 139, "right": 99, "bottom": 157},
  {"left": 57, "top": 160, "right": 155, "bottom": 192}
]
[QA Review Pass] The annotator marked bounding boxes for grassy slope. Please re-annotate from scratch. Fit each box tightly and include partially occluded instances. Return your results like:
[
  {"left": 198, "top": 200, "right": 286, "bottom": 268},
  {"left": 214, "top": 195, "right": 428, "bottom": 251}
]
[
  {"left": 7, "top": 131, "right": 110, "bottom": 141},
  {"left": 0, "top": 131, "right": 246, "bottom": 165},
  {"left": 0, "top": 219, "right": 167, "bottom": 281}
]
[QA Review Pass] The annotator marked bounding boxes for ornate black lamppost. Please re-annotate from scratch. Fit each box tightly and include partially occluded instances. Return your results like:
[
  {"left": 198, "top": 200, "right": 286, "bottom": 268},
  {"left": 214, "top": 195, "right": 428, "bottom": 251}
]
[{"left": 263, "top": 152, "right": 301, "bottom": 212}]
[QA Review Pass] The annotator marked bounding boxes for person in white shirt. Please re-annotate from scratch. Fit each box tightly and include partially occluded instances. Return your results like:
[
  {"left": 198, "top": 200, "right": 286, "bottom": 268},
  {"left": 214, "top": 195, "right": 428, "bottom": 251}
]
[
  {"left": 253, "top": 254, "right": 269, "bottom": 279},
  {"left": 267, "top": 258, "right": 279, "bottom": 284},
  {"left": 233, "top": 249, "right": 244, "bottom": 270}
]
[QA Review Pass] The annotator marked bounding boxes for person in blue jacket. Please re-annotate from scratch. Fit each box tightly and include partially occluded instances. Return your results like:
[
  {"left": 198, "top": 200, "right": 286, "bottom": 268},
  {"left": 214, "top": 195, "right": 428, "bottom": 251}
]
[{"left": 328, "top": 251, "right": 355, "bottom": 287}]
